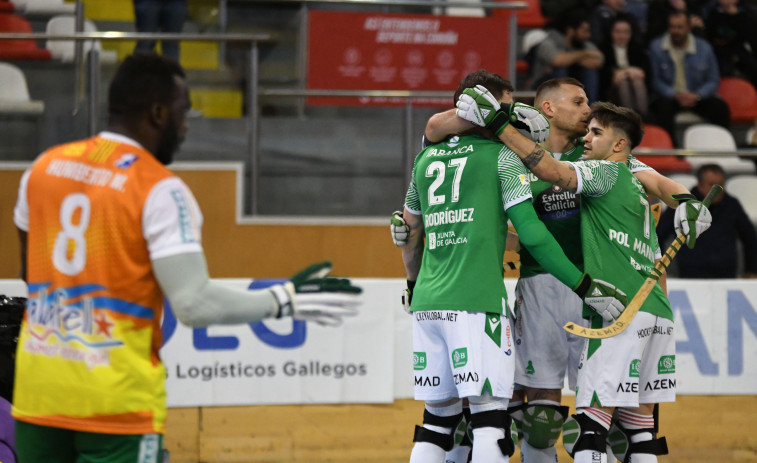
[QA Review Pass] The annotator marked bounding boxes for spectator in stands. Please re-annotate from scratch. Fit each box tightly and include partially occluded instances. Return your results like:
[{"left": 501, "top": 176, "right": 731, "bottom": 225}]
[
  {"left": 531, "top": 11, "right": 604, "bottom": 103},
  {"left": 600, "top": 16, "right": 650, "bottom": 117},
  {"left": 590, "top": 0, "right": 643, "bottom": 47},
  {"left": 658, "top": 164, "right": 757, "bottom": 278},
  {"left": 705, "top": 0, "right": 757, "bottom": 90},
  {"left": 133, "top": 0, "right": 187, "bottom": 61},
  {"left": 648, "top": 10, "right": 730, "bottom": 145},
  {"left": 646, "top": 0, "right": 707, "bottom": 43}
]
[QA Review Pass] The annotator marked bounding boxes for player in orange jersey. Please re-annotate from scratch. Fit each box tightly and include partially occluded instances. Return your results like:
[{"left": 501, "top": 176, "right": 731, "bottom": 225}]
[{"left": 12, "top": 53, "right": 362, "bottom": 463}]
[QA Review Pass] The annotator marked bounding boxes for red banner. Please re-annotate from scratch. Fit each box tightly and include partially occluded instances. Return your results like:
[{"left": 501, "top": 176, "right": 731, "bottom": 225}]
[{"left": 307, "top": 10, "right": 511, "bottom": 106}]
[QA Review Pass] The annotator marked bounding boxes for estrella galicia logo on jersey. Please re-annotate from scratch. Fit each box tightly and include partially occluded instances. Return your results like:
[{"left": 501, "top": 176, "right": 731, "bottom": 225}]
[
  {"left": 115, "top": 153, "right": 138, "bottom": 169},
  {"left": 452, "top": 347, "right": 468, "bottom": 368},
  {"left": 414, "top": 352, "right": 427, "bottom": 371},
  {"left": 533, "top": 188, "right": 580, "bottom": 221},
  {"left": 658, "top": 355, "right": 675, "bottom": 374},
  {"left": 629, "top": 359, "right": 641, "bottom": 378},
  {"left": 446, "top": 136, "right": 460, "bottom": 147}
]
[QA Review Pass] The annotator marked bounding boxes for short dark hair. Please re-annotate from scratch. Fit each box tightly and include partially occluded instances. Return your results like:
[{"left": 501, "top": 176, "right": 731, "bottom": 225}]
[
  {"left": 552, "top": 10, "right": 589, "bottom": 34},
  {"left": 696, "top": 164, "right": 726, "bottom": 182},
  {"left": 535, "top": 77, "right": 584, "bottom": 105},
  {"left": 108, "top": 52, "right": 186, "bottom": 119},
  {"left": 453, "top": 69, "right": 513, "bottom": 106},
  {"left": 589, "top": 101, "right": 644, "bottom": 148}
]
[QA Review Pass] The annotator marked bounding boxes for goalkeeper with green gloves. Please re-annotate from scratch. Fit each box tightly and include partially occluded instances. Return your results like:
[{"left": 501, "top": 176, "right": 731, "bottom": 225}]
[{"left": 401, "top": 70, "right": 627, "bottom": 463}]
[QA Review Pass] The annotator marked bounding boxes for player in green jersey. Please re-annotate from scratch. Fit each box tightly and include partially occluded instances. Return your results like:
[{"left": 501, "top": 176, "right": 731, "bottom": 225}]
[
  {"left": 402, "top": 71, "right": 627, "bottom": 463},
  {"left": 454, "top": 94, "right": 713, "bottom": 463},
  {"left": 394, "top": 76, "right": 702, "bottom": 463}
]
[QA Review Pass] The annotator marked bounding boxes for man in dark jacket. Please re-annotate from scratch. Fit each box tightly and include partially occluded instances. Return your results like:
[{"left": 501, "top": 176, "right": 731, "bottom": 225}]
[{"left": 658, "top": 164, "right": 757, "bottom": 278}]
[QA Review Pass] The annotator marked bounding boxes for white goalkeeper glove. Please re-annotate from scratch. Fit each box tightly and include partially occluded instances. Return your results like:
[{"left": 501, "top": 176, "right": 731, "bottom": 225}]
[
  {"left": 390, "top": 210, "right": 409, "bottom": 247},
  {"left": 672, "top": 193, "right": 712, "bottom": 249},
  {"left": 456, "top": 84, "right": 549, "bottom": 141},
  {"left": 573, "top": 274, "right": 627, "bottom": 322},
  {"left": 269, "top": 262, "right": 362, "bottom": 327}
]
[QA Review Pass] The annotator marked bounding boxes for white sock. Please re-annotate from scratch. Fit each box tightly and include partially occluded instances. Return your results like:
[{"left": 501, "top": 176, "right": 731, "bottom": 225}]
[
  {"left": 574, "top": 450, "right": 607, "bottom": 463},
  {"left": 445, "top": 444, "right": 471, "bottom": 463},
  {"left": 471, "top": 427, "right": 508, "bottom": 463},
  {"left": 520, "top": 439, "right": 557, "bottom": 463},
  {"left": 409, "top": 441, "right": 446, "bottom": 463},
  {"left": 617, "top": 410, "right": 658, "bottom": 463}
]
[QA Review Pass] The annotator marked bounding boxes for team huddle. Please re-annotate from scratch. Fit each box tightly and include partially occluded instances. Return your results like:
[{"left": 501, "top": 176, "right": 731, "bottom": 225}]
[{"left": 391, "top": 71, "right": 714, "bottom": 463}]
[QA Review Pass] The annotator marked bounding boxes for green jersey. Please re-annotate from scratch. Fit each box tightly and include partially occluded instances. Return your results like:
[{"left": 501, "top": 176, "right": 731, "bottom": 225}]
[
  {"left": 518, "top": 151, "right": 654, "bottom": 278},
  {"left": 405, "top": 134, "right": 532, "bottom": 314},
  {"left": 519, "top": 144, "right": 584, "bottom": 278},
  {"left": 572, "top": 160, "right": 672, "bottom": 320}
]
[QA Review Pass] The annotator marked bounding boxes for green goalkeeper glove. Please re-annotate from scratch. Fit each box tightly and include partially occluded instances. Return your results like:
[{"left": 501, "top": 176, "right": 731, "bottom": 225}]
[{"left": 269, "top": 262, "right": 362, "bottom": 326}]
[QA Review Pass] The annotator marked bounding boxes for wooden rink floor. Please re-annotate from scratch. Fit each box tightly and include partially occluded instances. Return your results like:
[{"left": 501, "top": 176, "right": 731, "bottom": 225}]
[{"left": 164, "top": 395, "right": 757, "bottom": 462}]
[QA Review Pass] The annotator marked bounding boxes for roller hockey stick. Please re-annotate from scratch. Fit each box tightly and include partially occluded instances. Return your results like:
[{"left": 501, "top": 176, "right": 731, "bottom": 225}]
[{"left": 564, "top": 184, "right": 722, "bottom": 339}]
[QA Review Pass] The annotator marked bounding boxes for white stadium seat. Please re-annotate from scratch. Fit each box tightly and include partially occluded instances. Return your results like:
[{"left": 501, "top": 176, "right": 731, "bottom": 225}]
[
  {"left": 682, "top": 123, "right": 756, "bottom": 175},
  {"left": 46, "top": 15, "right": 118, "bottom": 64},
  {"left": 0, "top": 62, "right": 44, "bottom": 115}
]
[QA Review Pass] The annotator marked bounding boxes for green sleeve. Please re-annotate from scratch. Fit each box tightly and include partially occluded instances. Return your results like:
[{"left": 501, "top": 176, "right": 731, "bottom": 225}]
[{"left": 508, "top": 200, "right": 583, "bottom": 289}]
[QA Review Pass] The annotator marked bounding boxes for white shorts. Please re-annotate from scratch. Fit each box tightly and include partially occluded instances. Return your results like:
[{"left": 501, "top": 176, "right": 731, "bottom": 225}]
[
  {"left": 513, "top": 273, "right": 586, "bottom": 390},
  {"left": 412, "top": 310, "right": 515, "bottom": 402},
  {"left": 575, "top": 312, "right": 676, "bottom": 409}
]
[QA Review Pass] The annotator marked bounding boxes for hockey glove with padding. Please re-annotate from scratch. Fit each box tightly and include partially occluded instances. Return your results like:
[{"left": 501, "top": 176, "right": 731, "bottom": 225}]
[
  {"left": 390, "top": 210, "right": 409, "bottom": 247},
  {"left": 573, "top": 274, "right": 627, "bottom": 322},
  {"left": 671, "top": 193, "right": 712, "bottom": 249},
  {"left": 456, "top": 85, "right": 549, "bottom": 142},
  {"left": 269, "top": 261, "right": 362, "bottom": 326}
]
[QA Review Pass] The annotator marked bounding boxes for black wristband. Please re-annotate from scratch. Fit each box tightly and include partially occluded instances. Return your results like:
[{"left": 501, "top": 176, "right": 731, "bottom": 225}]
[
  {"left": 572, "top": 274, "right": 592, "bottom": 298},
  {"left": 407, "top": 279, "right": 416, "bottom": 292},
  {"left": 488, "top": 109, "right": 512, "bottom": 136}
]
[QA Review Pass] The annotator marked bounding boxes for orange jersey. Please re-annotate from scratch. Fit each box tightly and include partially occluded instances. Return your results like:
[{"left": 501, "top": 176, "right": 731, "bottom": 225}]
[{"left": 13, "top": 132, "right": 203, "bottom": 434}]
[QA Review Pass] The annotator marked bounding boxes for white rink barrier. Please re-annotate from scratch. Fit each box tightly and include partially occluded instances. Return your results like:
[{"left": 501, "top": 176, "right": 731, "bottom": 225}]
[{"left": 1, "top": 278, "right": 755, "bottom": 405}]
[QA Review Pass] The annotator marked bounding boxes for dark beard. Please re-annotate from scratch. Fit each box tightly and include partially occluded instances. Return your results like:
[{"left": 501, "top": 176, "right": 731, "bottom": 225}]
[{"left": 154, "top": 119, "right": 179, "bottom": 165}]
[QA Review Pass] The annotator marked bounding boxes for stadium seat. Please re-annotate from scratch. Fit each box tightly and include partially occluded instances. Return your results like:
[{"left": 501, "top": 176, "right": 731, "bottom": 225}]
[
  {"left": 682, "top": 123, "right": 756, "bottom": 175},
  {"left": 0, "top": 62, "right": 44, "bottom": 115},
  {"left": 493, "top": 0, "right": 547, "bottom": 28},
  {"left": 725, "top": 175, "right": 757, "bottom": 225},
  {"left": 634, "top": 124, "right": 692, "bottom": 173},
  {"left": 9, "top": 0, "right": 74, "bottom": 16},
  {"left": 667, "top": 173, "right": 697, "bottom": 189},
  {"left": 46, "top": 15, "right": 118, "bottom": 64},
  {"left": 717, "top": 77, "right": 757, "bottom": 123},
  {"left": 0, "top": 14, "right": 52, "bottom": 60}
]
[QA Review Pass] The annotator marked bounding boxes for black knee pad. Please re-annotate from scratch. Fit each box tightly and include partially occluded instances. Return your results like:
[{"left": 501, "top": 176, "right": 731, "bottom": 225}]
[
  {"left": 469, "top": 409, "right": 516, "bottom": 457},
  {"left": 562, "top": 413, "right": 609, "bottom": 457},
  {"left": 607, "top": 421, "right": 669, "bottom": 463},
  {"left": 412, "top": 409, "right": 464, "bottom": 452}
]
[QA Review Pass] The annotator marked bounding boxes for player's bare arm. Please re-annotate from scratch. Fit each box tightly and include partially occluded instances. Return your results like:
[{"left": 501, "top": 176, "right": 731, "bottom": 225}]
[
  {"left": 400, "top": 207, "right": 424, "bottom": 281},
  {"left": 500, "top": 125, "right": 579, "bottom": 190},
  {"left": 634, "top": 169, "right": 691, "bottom": 208},
  {"left": 425, "top": 108, "right": 474, "bottom": 144}
]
